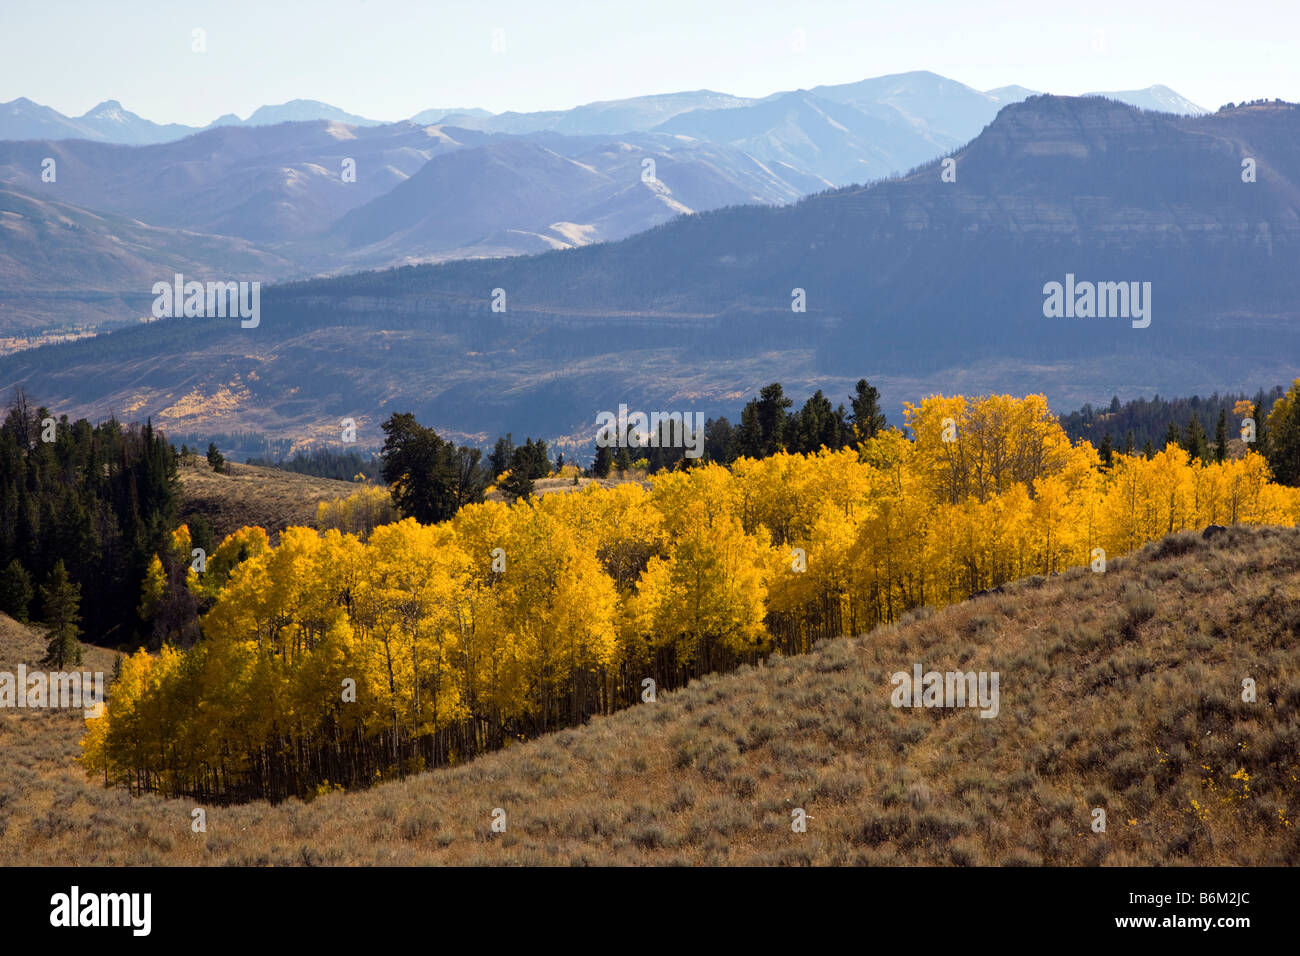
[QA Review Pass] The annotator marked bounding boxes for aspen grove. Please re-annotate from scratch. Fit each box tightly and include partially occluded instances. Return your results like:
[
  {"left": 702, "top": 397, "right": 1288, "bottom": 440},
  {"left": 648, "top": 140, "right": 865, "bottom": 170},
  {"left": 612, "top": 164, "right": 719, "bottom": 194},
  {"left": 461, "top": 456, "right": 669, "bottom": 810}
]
[{"left": 80, "top": 395, "right": 1300, "bottom": 802}]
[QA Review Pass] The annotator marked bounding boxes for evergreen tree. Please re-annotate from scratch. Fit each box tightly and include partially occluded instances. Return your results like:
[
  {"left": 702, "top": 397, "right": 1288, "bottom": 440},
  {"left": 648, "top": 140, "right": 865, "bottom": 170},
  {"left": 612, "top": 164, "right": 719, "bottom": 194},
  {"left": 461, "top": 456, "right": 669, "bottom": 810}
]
[
  {"left": 592, "top": 442, "right": 613, "bottom": 478},
  {"left": 519, "top": 438, "right": 551, "bottom": 478},
  {"left": 39, "top": 560, "right": 81, "bottom": 668},
  {"left": 0, "top": 559, "right": 33, "bottom": 623},
  {"left": 188, "top": 515, "right": 216, "bottom": 564},
  {"left": 489, "top": 433, "right": 514, "bottom": 478},
  {"left": 1182, "top": 414, "right": 1209, "bottom": 462},
  {"left": 702, "top": 416, "right": 737, "bottom": 465},
  {"left": 1163, "top": 422, "right": 1181, "bottom": 449},
  {"left": 454, "top": 446, "right": 489, "bottom": 507},
  {"left": 1124, "top": 430, "right": 1135, "bottom": 455},
  {"left": 379, "top": 413, "right": 462, "bottom": 524},
  {"left": 206, "top": 442, "right": 226, "bottom": 474},
  {"left": 1214, "top": 409, "right": 1229, "bottom": 463},
  {"left": 738, "top": 383, "right": 792, "bottom": 458},
  {"left": 499, "top": 445, "right": 538, "bottom": 500},
  {"left": 790, "top": 390, "right": 843, "bottom": 454},
  {"left": 1098, "top": 433, "right": 1114, "bottom": 470},
  {"left": 850, "top": 379, "right": 887, "bottom": 441},
  {"left": 1264, "top": 380, "right": 1300, "bottom": 485}
]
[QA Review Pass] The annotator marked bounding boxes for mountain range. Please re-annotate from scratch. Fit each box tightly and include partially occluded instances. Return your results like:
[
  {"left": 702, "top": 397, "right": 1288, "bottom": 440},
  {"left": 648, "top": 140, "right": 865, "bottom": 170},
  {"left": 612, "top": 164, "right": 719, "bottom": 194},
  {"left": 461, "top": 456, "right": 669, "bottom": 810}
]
[
  {"left": 0, "top": 120, "right": 823, "bottom": 337},
  {"left": 0, "top": 72, "right": 1215, "bottom": 341},
  {"left": 1, "top": 75, "right": 1206, "bottom": 145},
  {"left": 2, "top": 95, "right": 1293, "bottom": 455}
]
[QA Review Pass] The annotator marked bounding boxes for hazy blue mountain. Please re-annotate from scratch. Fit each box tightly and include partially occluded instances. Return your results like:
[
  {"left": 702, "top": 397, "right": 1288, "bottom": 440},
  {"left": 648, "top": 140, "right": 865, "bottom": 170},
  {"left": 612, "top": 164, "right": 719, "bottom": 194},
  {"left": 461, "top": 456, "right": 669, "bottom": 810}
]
[
  {"left": 657, "top": 72, "right": 1213, "bottom": 188},
  {"left": 1, "top": 78, "right": 1208, "bottom": 149},
  {"left": 409, "top": 107, "right": 493, "bottom": 124},
  {"left": 987, "top": 83, "right": 1207, "bottom": 115},
  {"left": 656, "top": 89, "right": 950, "bottom": 185},
  {"left": 984, "top": 85, "right": 1040, "bottom": 104},
  {"left": 0, "top": 181, "right": 295, "bottom": 337},
  {"left": 0, "top": 121, "right": 478, "bottom": 242},
  {"left": 805, "top": 70, "right": 1004, "bottom": 146},
  {"left": 0, "top": 97, "right": 386, "bottom": 144},
  {"left": 320, "top": 134, "right": 827, "bottom": 265},
  {"left": 232, "top": 100, "right": 385, "bottom": 127},
  {"left": 441, "top": 91, "right": 756, "bottom": 135},
  {"left": 1083, "top": 85, "right": 1208, "bottom": 115},
  {"left": 0, "top": 97, "right": 203, "bottom": 145},
  {"left": 0, "top": 117, "right": 824, "bottom": 312},
  {"left": 5, "top": 97, "right": 1294, "bottom": 450}
]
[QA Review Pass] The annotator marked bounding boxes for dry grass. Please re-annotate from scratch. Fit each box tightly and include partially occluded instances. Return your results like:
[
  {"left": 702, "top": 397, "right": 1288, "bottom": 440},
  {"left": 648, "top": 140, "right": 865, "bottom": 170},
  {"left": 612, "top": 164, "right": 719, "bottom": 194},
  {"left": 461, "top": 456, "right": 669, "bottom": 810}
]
[
  {"left": 2, "top": 524, "right": 1297, "bottom": 866},
  {"left": 484, "top": 472, "right": 650, "bottom": 503},
  {"left": 179, "top": 460, "right": 362, "bottom": 541},
  {"left": 184, "top": 461, "right": 643, "bottom": 538}
]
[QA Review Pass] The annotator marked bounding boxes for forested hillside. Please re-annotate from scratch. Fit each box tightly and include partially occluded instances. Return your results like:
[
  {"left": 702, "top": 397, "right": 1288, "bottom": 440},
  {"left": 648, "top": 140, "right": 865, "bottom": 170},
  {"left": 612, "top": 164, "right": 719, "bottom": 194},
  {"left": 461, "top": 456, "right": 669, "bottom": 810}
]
[
  {"left": 0, "top": 390, "right": 177, "bottom": 645},
  {"left": 3, "top": 523, "right": 1295, "bottom": 865},
  {"left": 82, "top": 394, "right": 1300, "bottom": 803}
]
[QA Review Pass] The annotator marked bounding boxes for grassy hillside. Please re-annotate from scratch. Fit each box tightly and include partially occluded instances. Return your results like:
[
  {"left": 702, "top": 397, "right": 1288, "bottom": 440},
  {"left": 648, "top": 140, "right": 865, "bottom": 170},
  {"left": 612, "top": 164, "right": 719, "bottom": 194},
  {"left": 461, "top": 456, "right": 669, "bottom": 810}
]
[
  {"left": 1, "top": 524, "right": 1297, "bottom": 866},
  {"left": 179, "top": 460, "right": 363, "bottom": 541}
]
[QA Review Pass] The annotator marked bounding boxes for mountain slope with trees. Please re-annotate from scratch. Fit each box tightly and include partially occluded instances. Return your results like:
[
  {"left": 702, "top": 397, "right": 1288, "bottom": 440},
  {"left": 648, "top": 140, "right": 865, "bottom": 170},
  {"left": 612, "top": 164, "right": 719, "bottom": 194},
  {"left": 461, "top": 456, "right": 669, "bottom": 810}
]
[{"left": 3, "top": 97, "right": 1296, "bottom": 444}]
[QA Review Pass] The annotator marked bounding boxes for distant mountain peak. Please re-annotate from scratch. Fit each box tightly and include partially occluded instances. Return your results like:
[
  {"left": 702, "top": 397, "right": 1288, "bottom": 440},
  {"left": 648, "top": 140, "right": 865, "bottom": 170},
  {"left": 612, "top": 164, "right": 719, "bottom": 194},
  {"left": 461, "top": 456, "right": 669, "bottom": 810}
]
[
  {"left": 1082, "top": 84, "right": 1207, "bottom": 115},
  {"left": 84, "top": 99, "right": 129, "bottom": 120}
]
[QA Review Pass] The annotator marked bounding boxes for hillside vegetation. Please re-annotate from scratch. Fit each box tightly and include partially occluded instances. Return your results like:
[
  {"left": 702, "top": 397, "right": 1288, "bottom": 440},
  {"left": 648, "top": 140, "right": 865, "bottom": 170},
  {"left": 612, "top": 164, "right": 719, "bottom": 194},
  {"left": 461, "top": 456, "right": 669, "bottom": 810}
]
[
  {"left": 84, "top": 394, "right": 1300, "bottom": 803},
  {"left": 179, "top": 459, "right": 362, "bottom": 542},
  {"left": 1, "top": 524, "right": 1296, "bottom": 865}
]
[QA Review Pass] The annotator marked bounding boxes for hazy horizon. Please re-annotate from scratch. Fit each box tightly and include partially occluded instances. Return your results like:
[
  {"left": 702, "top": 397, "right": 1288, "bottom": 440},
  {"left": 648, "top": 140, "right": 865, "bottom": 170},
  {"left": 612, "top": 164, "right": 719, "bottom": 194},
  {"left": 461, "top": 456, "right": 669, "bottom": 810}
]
[{"left": 2, "top": 0, "right": 1296, "bottom": 125}]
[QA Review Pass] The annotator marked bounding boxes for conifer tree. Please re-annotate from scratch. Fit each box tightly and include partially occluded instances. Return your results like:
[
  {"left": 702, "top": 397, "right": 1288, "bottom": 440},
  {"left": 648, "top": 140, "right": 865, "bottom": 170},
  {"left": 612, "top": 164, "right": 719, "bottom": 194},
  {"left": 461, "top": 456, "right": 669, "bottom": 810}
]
[
  {"left": 1264, "top": 380, "right": 1300, "bottom": 485},
  {"left": 850, "top": 378, "right": 888, "bottom": 441},
  {"left": 40, "top": 560, "right": 81, "bottom": 668},
  {"left": 1183, "top": 414, "right": 1209, "bottom": 462},
  {"left": 1214, "top": 409, "right": 1228, "bottom": 463},
  {"left": 0, "top": 559, "right": 33, "bottom": 623},
  {"left": 206, "top": 442, "right": 225, "bottom": 474}
]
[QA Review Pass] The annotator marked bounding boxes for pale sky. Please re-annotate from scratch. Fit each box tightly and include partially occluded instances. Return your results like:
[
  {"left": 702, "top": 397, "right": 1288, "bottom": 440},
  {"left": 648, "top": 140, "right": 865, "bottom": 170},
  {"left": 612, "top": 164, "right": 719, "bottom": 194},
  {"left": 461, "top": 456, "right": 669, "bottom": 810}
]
[{"left": 2, "top": 0, "right": 1295, "bottom": 124}]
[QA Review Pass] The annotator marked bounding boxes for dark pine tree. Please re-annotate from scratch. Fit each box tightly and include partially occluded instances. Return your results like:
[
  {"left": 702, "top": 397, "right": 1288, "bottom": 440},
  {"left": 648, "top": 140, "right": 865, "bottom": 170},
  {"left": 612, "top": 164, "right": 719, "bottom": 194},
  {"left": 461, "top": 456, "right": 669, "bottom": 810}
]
[
  {"left": 39, "top": 559, "right": 82, "bottom": 668},
  {"left": 1214, "top": 409, "right": 1228, "bottom": 463}
]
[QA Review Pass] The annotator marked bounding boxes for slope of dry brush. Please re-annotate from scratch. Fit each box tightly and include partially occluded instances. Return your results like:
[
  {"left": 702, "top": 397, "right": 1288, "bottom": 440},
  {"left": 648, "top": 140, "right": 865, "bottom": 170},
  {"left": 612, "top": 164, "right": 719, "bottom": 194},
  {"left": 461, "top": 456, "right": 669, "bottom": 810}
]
[{"left": 1, "top": 524, "right": 1297, "bottom": 865}]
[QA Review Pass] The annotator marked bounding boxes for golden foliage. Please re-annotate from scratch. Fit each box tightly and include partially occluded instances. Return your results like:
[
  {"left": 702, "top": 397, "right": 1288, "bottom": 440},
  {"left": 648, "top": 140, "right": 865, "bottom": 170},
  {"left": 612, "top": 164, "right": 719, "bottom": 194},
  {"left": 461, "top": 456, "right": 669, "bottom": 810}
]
[{"left": 83, "top": 394, "right": 1300, "bottom": 801}]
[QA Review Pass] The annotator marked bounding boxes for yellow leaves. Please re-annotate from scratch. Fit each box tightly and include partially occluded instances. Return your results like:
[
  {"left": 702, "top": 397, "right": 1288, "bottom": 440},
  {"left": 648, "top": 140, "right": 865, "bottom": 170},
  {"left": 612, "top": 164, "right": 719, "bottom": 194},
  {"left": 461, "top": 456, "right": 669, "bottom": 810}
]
[
  {"left": 315, "top": 485, "right": 398, "bottom": 538},
  {"left": 631, "top": 507, "right": 770, "bottom": 666},
  {"left": 81, "top": 390, "right": 1300, "bottom": 800},
  {"left": 137, "top": 554, "right": 166, "bottom": 621},
  {"left": 195, "top": 525, "right": 271, "bottom": 601},
  {"left": 650, "top": 462, "right": 739, "bottom": 537},
  {"left": 169, "top": 524, "right": 192, "bottom": 561},
  {"left": 905, "top": 393, "right": 1086, "bottom": 505}
]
